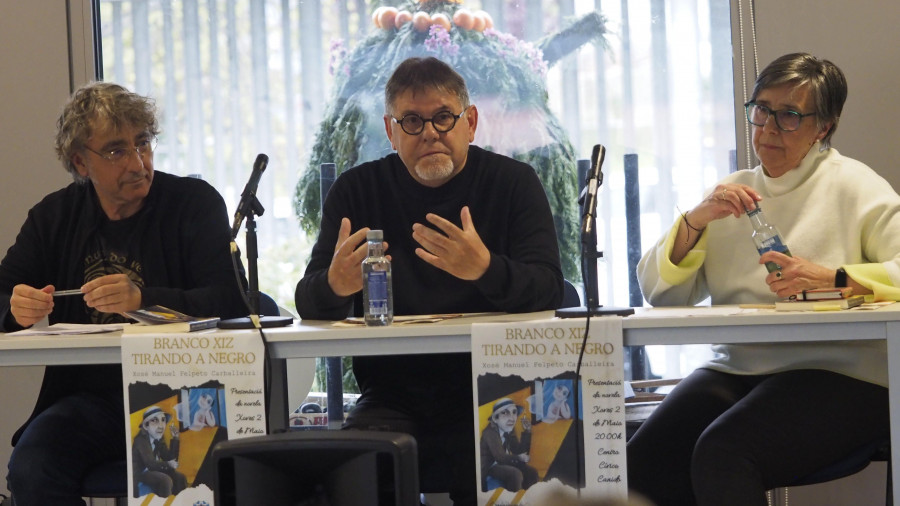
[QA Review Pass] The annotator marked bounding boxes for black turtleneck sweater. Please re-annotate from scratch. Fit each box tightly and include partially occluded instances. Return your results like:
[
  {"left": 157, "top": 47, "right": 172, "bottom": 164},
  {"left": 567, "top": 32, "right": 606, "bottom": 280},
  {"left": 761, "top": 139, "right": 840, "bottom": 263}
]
[{"left": 295, "top": 145, "right": 563, "bottom": 406}]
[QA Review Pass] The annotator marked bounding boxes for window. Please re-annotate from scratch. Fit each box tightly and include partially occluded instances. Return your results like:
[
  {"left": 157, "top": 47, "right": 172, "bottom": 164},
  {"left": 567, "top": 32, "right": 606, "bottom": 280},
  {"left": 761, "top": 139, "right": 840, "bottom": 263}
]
[{"left": 94, "top": 0, "right": 737, "bottom": 380}]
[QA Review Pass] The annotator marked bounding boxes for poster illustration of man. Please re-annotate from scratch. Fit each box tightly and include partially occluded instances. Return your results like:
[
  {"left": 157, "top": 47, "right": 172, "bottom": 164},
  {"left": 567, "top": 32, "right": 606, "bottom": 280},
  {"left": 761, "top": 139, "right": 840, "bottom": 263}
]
[
  {"left": 127, "top": 381, "right": 228, "bottom": 499},
  {"left": 480, "top": 397, "right": 539, "bottom": 491},
  {"left": 131, "top": 405, "right": 187, "bottom": 497},
  {"left": 472, "top": 318, "right": 627, "bottom": 503},
  {"left": 476, "top": 373, "right": 584, "bottom": 495}
]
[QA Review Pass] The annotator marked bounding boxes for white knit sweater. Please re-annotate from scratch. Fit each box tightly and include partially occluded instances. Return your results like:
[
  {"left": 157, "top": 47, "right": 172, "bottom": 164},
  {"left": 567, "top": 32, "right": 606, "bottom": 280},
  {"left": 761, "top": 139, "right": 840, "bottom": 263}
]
[{"left": 638, "top": 146, "right": 900, "bottom": 386}]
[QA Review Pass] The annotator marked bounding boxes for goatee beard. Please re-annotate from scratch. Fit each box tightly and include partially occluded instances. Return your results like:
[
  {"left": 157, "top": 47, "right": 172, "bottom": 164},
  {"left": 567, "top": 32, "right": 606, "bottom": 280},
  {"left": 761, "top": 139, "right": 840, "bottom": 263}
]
[{"left": 414, "top": 158, "right": 455, "bottom": 182}]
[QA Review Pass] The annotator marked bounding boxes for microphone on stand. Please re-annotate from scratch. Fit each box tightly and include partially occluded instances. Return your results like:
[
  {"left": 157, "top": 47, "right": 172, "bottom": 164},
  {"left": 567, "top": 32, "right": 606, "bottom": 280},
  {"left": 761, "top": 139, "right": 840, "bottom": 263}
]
[
  {"left": 220, "top": 155, "right": 290, "bottom": 438},
  {"left": 557, "top": 144, "right": 634, "bottom": 319},
  {"left": 557, "top": 144, "right": 633, "bottom": 500},
  {"left": 231, "top": 153, "right": 269, "bottom": 238},
  {"left": 220, "top": 153, "right": 293, "bottom": 330},
  {"left": 581, "top": 144, "right": 605, "bottom": 236}
]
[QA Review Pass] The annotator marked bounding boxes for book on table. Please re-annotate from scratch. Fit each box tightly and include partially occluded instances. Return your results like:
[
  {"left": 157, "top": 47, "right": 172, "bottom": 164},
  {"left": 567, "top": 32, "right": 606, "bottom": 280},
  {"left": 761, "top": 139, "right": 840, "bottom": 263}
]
[
  {"left": 790, "top": 287, "right": 853, "bottom": 301},
  {"left": 123, "top": 305, "right": 220, "bottom": 333},
  {"left": 775, "top": 295, "right": 865, "bottom": 312}
]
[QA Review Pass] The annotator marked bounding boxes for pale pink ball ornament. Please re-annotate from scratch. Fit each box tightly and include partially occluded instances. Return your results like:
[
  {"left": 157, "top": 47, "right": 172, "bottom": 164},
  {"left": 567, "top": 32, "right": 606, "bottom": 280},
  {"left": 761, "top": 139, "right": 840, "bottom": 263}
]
[
  {"left": 479, "top": 10, "right": 494, "bottom": 30},
  {"left": 412, "top": 11, "right": 432, "bottom": 32},
  {"left": 394, "top": 10, "right": 413, "bottom": 28},
  {"left": 372, "top": 6, "right": 385, "bottom": 29},
  {"left": 378, "top": 7, "right": 399, "bottom": 30},
  {"left": 471, "top": 11, "right": 486, "bottom": 32},
  {"left": 452, "top": 8, "right": 474, "bottom": 30},
  {"left": 432, "top": 12, "right": 451, "bottom": 32}
]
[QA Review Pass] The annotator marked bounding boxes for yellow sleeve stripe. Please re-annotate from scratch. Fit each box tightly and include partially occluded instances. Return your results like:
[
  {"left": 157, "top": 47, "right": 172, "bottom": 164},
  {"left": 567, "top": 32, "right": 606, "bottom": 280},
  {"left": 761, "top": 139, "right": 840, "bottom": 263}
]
[{"left": 657, "top": 217, "right": 707, "bottom": 286}]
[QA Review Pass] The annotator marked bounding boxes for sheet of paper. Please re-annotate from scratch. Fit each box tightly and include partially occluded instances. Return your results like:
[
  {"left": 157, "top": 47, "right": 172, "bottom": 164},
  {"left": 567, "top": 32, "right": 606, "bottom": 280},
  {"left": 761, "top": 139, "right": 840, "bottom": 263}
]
[
  {"left": 4, "top": 323, "right": 125, "bottom": 336},
  {"left": 628, "top": 306, "right": 760, "bottom": 318}
]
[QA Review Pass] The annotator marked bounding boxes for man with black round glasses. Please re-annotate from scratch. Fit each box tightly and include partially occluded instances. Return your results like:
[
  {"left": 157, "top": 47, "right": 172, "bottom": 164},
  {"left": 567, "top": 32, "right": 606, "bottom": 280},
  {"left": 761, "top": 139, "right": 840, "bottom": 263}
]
[
  {"left": 295, "top": 56, "right": 564, "bottom": 504},
  {"left": 1, "top": 81, "right": 248, "bottom": 504}
]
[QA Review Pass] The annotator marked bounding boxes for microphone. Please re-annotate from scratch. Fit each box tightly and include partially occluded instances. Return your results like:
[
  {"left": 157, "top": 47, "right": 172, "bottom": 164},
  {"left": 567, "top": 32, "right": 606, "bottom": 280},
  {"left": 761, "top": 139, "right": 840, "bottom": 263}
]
[
  {"left": 581, "top": 144, "right": 605, "bottom": 235},
  {"left": 231, "top": 154, "right": 268, "bottom": 238}
]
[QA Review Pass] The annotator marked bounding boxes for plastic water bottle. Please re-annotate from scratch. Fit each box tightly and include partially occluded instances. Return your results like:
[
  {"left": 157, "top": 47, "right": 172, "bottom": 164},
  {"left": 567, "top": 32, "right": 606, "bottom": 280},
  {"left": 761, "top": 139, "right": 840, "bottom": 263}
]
[
  {"left": 747, "top": 204, "right": 791, "bottom": 272},
  {"left": 362, "top": 230, "right": 393, "bottom": 326}
]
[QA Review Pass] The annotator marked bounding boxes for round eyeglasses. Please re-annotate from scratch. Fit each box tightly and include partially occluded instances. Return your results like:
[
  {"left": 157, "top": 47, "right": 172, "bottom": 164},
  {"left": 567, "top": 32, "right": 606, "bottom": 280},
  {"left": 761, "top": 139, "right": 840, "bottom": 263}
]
[
  {"left": 744, "top": 102, "right": 816, "bottom": 132},
  {"left": 84, "top": 136, "right": 157, "bottom": 166},
  {"left": 390, "top": 109, "right": 466, "bottom": 136}
]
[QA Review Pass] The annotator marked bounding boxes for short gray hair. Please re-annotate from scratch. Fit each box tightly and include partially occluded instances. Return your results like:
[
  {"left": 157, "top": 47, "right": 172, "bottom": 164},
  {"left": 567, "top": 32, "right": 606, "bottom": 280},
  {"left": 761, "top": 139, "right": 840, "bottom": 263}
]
[
  {"left": 55, "top": 82, "right": 160, "bottom": 182},
  {"left": 750, "top": 52, "right": 847, "bottom": 148}
]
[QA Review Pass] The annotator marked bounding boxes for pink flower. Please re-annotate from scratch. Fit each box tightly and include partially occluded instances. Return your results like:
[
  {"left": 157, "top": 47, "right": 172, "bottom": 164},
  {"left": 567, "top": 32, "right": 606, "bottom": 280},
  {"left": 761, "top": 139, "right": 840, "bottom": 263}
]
[
  {"left": 424, "top": 25, "right": 460, "bottom": 58},
  {"left": 328, "top": 39, "right": 348, "bottom": 77},
  {"left": 483, "top": 29, "right": 547, "bottom": 78}
]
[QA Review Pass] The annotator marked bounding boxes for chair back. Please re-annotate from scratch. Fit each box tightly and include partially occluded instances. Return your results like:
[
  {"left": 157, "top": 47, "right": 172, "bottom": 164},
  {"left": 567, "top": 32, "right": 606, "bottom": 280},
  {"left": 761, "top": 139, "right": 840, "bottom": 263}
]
[{"left": 560, "top": 279, "right": 581, "bottom": 308}]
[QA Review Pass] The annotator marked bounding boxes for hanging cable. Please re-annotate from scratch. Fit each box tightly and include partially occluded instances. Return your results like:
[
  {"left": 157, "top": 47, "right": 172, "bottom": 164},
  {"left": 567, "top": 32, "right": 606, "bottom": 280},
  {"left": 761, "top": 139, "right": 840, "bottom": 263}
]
[{"left": 228, "top": 241, "right": 274, "bottom": 433}]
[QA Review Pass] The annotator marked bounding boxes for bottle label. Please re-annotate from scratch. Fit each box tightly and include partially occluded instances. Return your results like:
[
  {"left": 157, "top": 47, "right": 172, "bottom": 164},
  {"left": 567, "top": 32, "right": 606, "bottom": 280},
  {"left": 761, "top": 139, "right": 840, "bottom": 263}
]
[
  {"left": 756, "top": 236, "right": 790, "bottom": 255},
  {"left": 757, "top": 237, "right": 792, "bottom": 273},
  {"left": 366, "top": 271, "right": 389, "bottom": 315}
]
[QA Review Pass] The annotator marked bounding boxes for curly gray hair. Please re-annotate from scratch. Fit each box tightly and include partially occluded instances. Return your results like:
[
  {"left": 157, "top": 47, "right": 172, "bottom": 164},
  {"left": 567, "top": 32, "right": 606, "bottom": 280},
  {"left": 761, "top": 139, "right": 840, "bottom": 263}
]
[{"left": 55, "top": 82, "right": 160, "bottom": 182}]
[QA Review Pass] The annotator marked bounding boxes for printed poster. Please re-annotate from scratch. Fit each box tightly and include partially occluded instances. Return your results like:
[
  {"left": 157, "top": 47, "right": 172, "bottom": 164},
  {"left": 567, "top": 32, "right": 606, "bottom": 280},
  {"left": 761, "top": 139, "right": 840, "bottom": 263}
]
[
  {"left": 121, "top": 331, "right": 267, "bottom": 505},
  {"left": 472, "top": 317, "right": 626, "bottom": 505}
]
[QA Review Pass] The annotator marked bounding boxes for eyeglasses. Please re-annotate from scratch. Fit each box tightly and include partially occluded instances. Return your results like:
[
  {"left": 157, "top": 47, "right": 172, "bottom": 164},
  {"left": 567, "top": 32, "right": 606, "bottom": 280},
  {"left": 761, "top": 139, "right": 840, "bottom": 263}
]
[
  {"left": 390, "top": 109, "right": 466, "bottom": 136},
  {"left": 84, "top": 136, "right": 157, "bottom": 166},
  {"left": 744, "top": 102, "right": 816, "bottom": 132}
]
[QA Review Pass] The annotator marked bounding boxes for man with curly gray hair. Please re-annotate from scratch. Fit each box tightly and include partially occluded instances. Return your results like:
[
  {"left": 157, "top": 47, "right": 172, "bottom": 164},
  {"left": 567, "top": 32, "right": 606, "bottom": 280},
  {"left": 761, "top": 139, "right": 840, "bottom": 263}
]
[
  {"left": 55, "top": 82, "right": 161, "bottom": 184},
  {"left": 1, "top": 81, "right": 248, "bottom": 504}
]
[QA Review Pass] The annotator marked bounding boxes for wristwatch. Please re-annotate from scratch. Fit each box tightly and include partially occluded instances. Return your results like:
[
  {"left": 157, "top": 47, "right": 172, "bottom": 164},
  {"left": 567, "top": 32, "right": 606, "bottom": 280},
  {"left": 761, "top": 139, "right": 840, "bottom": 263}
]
[{"left": 834, "top": 267, "right": 848, "bottom": 287}]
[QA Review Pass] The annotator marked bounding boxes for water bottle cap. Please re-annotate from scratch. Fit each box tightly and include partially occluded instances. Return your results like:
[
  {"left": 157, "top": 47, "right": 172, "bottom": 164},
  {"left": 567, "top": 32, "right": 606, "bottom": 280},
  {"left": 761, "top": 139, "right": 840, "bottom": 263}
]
[{"left": 367, "top": 230, "right": 383, "bottom": 241}]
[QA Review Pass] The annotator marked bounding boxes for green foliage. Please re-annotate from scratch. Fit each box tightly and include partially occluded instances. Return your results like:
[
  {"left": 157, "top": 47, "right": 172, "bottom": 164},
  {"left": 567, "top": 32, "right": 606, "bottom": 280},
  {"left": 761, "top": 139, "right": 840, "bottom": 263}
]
[
  {"left": 312, "top": 356, "right": 360, "bottom": 394},
  {"left": 293, "top": 6, "right": 609, "bottom": 282}
]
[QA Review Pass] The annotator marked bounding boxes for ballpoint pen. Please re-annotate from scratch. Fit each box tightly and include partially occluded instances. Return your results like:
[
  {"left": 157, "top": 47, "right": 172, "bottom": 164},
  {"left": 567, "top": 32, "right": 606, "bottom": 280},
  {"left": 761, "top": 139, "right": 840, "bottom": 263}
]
[{"left": 53, "top": 289, "right": 83, "bottom": 297}]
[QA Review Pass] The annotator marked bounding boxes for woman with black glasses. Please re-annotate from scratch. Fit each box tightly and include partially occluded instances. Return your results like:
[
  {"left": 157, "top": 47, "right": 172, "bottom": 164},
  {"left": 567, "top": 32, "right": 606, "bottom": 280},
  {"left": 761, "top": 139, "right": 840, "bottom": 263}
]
[{"left": 629, "top": 52, "right": 900, "bottom": 505}]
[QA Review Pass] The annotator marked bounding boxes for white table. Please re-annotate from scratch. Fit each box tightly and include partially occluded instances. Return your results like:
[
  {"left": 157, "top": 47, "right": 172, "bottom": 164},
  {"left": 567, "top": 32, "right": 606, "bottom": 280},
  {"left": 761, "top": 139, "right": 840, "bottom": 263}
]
[
  {"left": 4, "top": 305, "right": 900, "bottom": 501},
  {"left": 0, "top": 331, "right": 122, "bottom": 366}
]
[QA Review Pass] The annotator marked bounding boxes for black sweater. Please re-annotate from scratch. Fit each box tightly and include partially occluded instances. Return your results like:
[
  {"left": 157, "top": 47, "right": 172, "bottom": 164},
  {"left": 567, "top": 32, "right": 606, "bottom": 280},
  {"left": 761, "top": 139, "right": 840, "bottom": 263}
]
[
  {"left": 0, "top": 171, "right": 248, "bottom": 443},
  {"left": 295, "top": 146, "right": 563, "bottom": 403}
]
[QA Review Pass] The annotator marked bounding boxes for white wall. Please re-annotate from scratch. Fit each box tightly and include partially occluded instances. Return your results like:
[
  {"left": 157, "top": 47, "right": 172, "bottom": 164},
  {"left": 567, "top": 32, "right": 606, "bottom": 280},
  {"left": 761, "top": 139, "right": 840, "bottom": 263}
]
[
  {"left": 0, "top": 0, "right": 76, "bottom": 496},
  {"left": 0, "top": 1, "right": 73, "bottom": 244},
  {"left": 734, "top": 0, "right": 900, "bottom": 188}
]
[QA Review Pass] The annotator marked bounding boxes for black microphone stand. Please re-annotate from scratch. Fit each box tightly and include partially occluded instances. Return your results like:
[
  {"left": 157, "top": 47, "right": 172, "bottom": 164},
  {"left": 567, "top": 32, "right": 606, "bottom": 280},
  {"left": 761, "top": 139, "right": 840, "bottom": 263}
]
[
  {"left": 557, "top": 160, "right": 635, "bottom": 319},
  {"left": 219, "top": 194, "right": 293, "bottom": 329},
  {"left": 554, "top": 155, "right": 634, "bottom": 497}
]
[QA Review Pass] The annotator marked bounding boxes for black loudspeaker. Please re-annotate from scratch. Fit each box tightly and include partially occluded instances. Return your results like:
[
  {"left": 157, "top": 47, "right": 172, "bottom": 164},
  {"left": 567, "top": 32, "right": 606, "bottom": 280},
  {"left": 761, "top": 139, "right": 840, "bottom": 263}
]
[{"left": 213, "top": 431, "right": 419, "bottom": 506}]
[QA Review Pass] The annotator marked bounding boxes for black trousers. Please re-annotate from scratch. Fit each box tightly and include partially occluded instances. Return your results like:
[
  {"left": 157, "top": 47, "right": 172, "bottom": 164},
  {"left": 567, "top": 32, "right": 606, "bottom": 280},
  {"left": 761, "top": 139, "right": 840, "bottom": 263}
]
[{"left": 626, "top": 368, "right": 889, "bottom": 506}]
